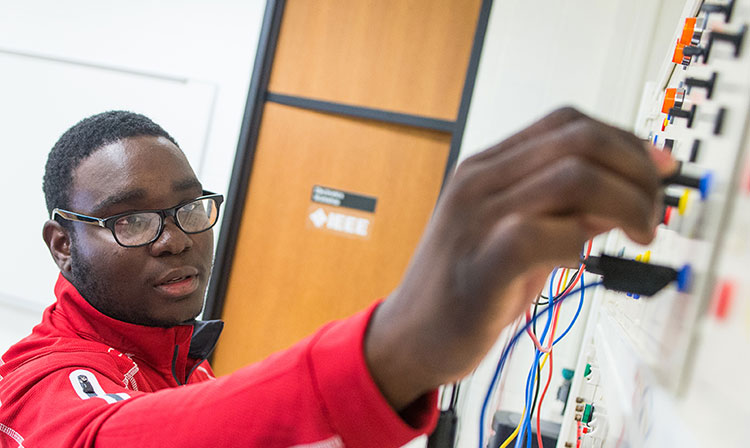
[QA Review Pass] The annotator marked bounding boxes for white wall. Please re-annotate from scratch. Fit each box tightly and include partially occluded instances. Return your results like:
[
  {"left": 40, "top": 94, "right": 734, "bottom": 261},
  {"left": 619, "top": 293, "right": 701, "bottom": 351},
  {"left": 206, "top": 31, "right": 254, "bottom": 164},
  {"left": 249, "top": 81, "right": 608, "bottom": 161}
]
[
  {"left": 0, "top": 0, "right": 265, "bottom": 353},
  {"left": 460, "top": 0, "right": 686, "bottom": 161}
]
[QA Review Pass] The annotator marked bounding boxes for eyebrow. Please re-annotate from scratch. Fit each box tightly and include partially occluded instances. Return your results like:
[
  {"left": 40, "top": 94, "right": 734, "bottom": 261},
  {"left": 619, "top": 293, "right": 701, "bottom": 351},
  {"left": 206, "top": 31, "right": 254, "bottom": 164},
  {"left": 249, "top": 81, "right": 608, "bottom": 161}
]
[
  {"left": 89, "top": 179, "right": 203, "bottom": 216},
  {"left": 90, "top": 189, "right": 148, "bottom": 216}
]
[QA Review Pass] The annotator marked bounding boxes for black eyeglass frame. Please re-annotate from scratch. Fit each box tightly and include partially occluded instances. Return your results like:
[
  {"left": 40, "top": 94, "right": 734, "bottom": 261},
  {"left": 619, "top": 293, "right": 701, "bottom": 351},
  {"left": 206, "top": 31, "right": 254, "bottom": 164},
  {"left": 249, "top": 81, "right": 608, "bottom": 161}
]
[{"left": 51, "top": 190, "right": 225, "bottom": 248}]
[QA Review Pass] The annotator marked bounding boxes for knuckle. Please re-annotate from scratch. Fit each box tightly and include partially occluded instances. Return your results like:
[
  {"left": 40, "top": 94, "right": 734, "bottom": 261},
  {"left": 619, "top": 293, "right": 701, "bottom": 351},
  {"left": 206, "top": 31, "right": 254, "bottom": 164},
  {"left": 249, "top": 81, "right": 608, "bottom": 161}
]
[
  {"left": 567, "top": 119, "right": 607, "bottom": 152},
  {"left": 500, "top": 215, "right": 537, "bottom": 265},
  {"left": 548, "top": 106, "right": 585, "bottom": 123},
  {"left": 556, "top": 157, "right": 597, "bottom": 198},
  {"left": 461, "top": 150, "right": 486, "bottom": 167},
  {"left": 444, "top": 167, "right": 479, "bottom": 205}
]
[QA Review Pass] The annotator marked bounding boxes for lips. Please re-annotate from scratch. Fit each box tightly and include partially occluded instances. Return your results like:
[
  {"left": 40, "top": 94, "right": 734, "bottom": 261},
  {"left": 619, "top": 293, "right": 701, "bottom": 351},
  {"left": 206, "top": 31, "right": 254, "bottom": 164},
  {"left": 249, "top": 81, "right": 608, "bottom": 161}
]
[{"left": 154, "top": 267, "right": 200, "bottom": 298}]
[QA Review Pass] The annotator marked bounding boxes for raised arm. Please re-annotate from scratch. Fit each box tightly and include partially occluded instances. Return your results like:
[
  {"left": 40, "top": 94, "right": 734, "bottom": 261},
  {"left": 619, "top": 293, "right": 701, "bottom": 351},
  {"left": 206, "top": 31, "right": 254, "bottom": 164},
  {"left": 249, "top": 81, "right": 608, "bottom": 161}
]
[{"left": 365, "top": 107, "right": 675, "bottom": 410}]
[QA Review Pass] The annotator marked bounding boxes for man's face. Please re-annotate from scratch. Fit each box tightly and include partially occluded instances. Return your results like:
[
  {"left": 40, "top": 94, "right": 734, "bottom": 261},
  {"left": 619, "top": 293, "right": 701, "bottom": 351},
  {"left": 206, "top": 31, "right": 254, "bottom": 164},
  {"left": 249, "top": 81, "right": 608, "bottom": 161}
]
[{"left": 64, "top": 135, "right": 214, "bottom": 327}]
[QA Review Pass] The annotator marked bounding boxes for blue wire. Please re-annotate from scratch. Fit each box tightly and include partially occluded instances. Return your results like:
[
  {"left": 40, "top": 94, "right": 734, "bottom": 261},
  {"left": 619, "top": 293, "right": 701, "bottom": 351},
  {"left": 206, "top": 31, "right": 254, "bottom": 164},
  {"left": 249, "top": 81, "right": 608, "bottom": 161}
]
[
  {"left": 477, "top": 280, "right": 603, "bottom": 448},
  {"left": 524, "top": 355, "right": 541, "bottom": 448},
  {"left": 521, "top": 273, "right": 586, "bottom": 448},
  {"left": 553, "top": 270, "right": 585, "bottom": 346},
  {"left": 516, "top": 273, "right": 557, "bottom": 448},
  {"left": 516, "top": 349, "right": 539, "bottom": 448}
]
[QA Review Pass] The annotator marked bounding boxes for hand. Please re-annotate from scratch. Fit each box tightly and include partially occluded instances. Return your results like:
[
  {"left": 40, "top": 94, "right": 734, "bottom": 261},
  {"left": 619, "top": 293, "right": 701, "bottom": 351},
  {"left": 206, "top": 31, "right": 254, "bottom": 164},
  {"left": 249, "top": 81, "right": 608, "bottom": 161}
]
[{"left": 365, "top": 107, "right": 673, "bottom": 410}]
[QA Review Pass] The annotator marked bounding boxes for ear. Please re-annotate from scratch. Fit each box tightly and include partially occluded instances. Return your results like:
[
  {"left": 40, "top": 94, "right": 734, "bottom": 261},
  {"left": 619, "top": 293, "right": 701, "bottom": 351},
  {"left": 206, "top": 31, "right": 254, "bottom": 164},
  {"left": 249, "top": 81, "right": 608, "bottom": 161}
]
[{"left": 43, "top": 220, "right": 73, "bottom": 272}]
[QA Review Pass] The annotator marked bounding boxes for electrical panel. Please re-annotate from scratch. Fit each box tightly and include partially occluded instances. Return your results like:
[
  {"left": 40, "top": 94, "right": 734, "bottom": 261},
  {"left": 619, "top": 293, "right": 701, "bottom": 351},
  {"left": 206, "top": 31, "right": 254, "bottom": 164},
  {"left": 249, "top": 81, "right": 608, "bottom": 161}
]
[{"left": 557, "top": 1, "right": 750, "bottom": 447}]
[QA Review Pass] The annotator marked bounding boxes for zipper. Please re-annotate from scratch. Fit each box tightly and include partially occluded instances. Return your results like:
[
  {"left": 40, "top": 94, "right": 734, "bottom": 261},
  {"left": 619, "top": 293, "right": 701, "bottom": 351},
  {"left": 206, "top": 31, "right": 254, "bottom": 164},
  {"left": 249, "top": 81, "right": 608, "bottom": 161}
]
[{"left": 171, "top": 344, "right": 208, "bottom": 385}]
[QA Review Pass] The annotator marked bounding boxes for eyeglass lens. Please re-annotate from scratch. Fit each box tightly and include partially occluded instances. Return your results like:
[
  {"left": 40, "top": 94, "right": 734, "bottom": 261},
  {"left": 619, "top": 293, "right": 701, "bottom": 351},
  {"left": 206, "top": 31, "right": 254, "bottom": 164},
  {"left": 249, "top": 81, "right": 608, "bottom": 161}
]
[{"left": 113, "top": 197, "right": 218, "bottom": 246}]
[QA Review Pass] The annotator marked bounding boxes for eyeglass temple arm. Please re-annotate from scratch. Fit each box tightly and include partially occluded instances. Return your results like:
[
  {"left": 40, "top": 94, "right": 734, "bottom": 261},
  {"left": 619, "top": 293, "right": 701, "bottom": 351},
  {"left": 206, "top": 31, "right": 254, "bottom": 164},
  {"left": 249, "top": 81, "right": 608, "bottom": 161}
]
[{"left": 52, "top": 209, "right": 106, "bottom": 227}]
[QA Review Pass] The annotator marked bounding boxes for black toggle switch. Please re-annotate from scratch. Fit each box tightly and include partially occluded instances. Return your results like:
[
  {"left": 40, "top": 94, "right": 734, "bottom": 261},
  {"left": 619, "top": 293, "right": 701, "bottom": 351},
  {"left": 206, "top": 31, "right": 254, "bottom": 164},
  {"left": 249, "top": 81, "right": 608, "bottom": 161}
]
[
  {"left": 685, "top": 72, "right": 717, "bottom": 98},
  {"left": 714, "top": 107, "right": 727, "bottom": 135},
  {"left": 683, "top": 45, "right": 709, "bottom": 63},
  {"left": 701, "top": 0, "right": 736, "bottom": 23},
  {"left": 669, "top": 104, "right": 697, "bottom": 127},
  {"left": 583, "top": 255, "right": 691, "bottom": 296},
  {"left": 689, "top": 139, "right": 701, "bottom": 163},
  {"left": 664, "top": 139, "right": 675, "bottom": 152},
  {"left": 706, "top": 25, "right": 747, "bottom": 62}
]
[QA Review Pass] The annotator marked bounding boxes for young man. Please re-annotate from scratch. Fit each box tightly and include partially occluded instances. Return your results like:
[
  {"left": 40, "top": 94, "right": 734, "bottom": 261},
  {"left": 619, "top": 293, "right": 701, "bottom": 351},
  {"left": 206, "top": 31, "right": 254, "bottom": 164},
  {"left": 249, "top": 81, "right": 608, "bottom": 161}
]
[{"left": 0, "top": 109, "right": 669, "bottom": 447}]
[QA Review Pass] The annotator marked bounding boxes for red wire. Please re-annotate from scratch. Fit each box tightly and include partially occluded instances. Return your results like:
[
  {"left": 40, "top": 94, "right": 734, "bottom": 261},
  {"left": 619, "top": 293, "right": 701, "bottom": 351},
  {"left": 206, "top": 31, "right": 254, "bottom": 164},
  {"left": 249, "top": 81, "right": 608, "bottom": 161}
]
[
  {"left": 525, "top": 257, "right": 587, "bottom": 353},
  {"left": 538, "top": 240, "right": 592, "bottom": 447},
  {"left": 523, "top": 240, "right": 594, "bottom": 446},
  {"left": 526, "top": 239, "right": 593, "bottom": 351},
  {"left": 536, "top": 349, "right": 554, "bottom": 448},
  {"left": 533, "top": 272, "right": 566, "bottom": 448}
]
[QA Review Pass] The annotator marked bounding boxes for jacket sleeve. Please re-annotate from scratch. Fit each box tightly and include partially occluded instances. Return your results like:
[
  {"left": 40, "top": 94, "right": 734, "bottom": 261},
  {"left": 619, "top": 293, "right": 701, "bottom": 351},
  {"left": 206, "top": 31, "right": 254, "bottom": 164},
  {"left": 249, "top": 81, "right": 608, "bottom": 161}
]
[{"left": 1, "top": 303, "right": 439, "bottom": 448}]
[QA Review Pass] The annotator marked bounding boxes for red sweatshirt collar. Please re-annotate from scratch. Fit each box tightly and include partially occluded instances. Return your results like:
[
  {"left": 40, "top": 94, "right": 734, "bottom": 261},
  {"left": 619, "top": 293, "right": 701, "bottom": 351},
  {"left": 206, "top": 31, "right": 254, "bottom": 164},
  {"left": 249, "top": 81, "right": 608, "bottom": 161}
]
[{"left": 52, "top": 273, "right": 196, "bottom": 370}]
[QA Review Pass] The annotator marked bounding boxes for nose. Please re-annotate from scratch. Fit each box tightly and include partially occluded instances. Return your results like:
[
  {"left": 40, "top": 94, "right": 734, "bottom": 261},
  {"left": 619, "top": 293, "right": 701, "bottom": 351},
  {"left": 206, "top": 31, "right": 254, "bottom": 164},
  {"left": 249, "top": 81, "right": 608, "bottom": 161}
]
[{"left": 149, "top": 217, "right": 193, "bottom": 256}]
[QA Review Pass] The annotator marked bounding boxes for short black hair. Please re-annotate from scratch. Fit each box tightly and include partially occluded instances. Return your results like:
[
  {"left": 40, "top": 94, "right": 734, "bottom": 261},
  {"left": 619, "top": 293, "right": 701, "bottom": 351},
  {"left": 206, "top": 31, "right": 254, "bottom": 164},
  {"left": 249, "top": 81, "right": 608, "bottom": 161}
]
[{"left": 43, "top": 111, "right": 179, "bottom": 216}]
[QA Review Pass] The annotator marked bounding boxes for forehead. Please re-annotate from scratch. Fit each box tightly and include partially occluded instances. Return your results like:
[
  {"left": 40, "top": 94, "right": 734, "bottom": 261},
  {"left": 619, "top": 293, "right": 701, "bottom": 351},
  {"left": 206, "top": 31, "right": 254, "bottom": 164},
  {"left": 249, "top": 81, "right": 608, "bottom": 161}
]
[{"left": 69, "top": 135, "right": 200, "bottom": 213}]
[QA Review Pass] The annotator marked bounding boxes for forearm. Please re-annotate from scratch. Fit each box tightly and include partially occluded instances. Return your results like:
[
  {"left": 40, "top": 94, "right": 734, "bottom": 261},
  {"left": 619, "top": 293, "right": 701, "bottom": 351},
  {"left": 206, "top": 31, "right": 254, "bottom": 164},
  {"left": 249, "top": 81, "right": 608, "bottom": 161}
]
[{"left": 97, "top": 305, "right": 437, "bottom": 447}]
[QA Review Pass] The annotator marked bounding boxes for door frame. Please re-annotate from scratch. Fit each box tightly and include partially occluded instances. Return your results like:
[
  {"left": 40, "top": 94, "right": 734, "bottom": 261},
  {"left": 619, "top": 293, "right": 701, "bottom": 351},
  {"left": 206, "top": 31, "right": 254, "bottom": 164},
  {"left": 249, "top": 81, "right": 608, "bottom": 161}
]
[{"left": 203, "top": 0, "right": 495, "bottom": 321}]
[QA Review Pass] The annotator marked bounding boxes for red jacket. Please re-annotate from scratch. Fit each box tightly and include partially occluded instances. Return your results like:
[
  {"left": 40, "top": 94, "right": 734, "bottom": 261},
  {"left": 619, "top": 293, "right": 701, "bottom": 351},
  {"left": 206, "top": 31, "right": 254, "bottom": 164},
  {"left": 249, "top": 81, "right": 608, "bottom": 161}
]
[{"left": 0, "top": 274, "right": 437, "bottom": 447}]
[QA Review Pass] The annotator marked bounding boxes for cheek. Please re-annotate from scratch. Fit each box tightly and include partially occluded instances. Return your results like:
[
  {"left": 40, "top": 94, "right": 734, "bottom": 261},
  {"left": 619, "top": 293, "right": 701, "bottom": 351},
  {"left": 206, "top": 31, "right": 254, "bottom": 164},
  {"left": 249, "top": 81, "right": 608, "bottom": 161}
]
[
  {"left": 75, "top": 232, "right": 144, "bottom": 279},
  {"left": 193, "top": 232, "right": 215, "bottom": 261}
]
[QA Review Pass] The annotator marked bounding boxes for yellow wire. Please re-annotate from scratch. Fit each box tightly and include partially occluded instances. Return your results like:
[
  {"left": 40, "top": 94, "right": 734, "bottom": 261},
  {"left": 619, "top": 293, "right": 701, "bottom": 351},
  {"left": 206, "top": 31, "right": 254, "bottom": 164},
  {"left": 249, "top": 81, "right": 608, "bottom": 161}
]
[
  {"left": 499, "top": 349, "right": 557, "bottom": 447},
  {"left": 499, "top": 272, "right": 567, "bottom": 448}
]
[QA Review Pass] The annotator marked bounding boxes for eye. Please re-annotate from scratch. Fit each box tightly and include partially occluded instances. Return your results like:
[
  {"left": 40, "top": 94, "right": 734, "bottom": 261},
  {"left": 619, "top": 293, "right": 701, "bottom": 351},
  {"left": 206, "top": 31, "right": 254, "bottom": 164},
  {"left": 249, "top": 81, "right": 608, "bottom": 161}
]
[
  {"left": 115, "top": 213, "right": 153, "bottom": 232},
  {"left": 181, "top": 201, "right": 199, "bottom": 212}
]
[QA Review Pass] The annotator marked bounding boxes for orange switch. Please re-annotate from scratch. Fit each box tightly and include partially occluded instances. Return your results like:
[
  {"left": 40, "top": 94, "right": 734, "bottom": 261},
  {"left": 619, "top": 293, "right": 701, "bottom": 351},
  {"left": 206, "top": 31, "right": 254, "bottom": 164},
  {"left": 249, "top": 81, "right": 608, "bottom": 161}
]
[
  {"left": 679, "top": 17, "right": 697, "bottom": 45},
  {"left": 673, "top": 42, "right": 686, "bottom": 64},
  {"left": 662, "top": 88, "right": 677, "bottom": 114}
]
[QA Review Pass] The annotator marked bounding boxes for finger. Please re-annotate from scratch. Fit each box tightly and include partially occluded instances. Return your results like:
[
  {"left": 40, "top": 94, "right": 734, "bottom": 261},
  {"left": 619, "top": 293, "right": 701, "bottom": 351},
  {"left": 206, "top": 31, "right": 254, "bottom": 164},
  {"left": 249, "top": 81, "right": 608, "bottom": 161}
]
[
  {"left": 461, "top": 119, "right": 661, "bottom": 204},
  {"left": 648, "top": 145, "right": 680, "bottom": 176},
  {"left": 481, "top": 156, "right": 658, "bottom": 244},
  {"left": 459, "top": 215, "right": 589, "bottom": 304}
]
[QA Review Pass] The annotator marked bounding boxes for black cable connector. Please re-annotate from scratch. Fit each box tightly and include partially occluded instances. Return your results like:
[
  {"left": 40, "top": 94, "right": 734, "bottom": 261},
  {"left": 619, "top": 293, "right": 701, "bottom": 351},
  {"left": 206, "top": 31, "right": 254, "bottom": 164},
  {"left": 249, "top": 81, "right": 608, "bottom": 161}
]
[
  {"left": 427, "top": 409, "right": 458, "bottom": 448},
  {"left": 582, "top": 255, "right": 691, "bottom": 296},
  {"left": 662, "top": 163, "right": 713, "bottom": 199}
]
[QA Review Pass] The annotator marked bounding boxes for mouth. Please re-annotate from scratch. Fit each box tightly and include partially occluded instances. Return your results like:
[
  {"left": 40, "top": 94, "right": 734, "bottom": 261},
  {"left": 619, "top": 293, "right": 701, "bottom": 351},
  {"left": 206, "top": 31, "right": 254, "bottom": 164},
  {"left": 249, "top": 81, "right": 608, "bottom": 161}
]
[{"left": 154, "top": 268, "right": 201, "bottom": 298}]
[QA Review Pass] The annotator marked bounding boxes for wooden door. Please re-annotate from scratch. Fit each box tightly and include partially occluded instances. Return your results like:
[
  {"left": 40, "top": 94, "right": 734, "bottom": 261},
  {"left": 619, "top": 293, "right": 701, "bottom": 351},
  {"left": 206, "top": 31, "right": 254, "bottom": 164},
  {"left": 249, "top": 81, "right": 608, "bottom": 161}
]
[{"left": 210, "top": 0, "right": 487, "bottom": 375}]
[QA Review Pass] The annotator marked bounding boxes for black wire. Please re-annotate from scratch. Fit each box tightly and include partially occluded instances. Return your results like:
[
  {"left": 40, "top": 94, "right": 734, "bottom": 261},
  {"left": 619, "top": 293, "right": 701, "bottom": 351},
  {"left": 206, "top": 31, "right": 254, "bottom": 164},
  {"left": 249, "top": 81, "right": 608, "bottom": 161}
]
[
  {"left": 527, "top": 268, "right": 581, "bottom": 429},
  {"left": 450, "top": 382, "right": 460, "bottom": 409},
  {"left": 527, "top": 299, "right": 543, "bottom": 427},
  {"left": 539, "top": 268, "right": 581, "bottom": 301}
]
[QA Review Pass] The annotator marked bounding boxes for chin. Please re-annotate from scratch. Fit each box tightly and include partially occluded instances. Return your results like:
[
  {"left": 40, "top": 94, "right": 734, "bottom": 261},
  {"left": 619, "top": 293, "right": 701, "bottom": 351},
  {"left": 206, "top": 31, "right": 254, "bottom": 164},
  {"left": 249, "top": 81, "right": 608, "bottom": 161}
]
[{"left": 178, "top": 296, "right": 206, "bottom": 323}]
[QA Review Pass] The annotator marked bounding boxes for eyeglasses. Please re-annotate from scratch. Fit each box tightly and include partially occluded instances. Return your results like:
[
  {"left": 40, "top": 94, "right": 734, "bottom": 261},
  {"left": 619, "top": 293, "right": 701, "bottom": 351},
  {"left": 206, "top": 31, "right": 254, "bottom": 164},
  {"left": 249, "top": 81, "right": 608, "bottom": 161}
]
[{"left": 52, "top": 191, "right": 224, "bottom": 248}]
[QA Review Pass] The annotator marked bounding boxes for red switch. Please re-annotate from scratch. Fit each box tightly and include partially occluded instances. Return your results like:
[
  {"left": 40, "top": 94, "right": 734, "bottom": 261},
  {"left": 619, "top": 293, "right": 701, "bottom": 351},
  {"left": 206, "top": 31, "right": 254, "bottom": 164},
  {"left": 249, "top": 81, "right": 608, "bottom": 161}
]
[
  {"left": 662, "top": 205, "right": 673, "bottom": 225},
  {"left": 712, "top": 280, "right": 735, "bottom": 320}
]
